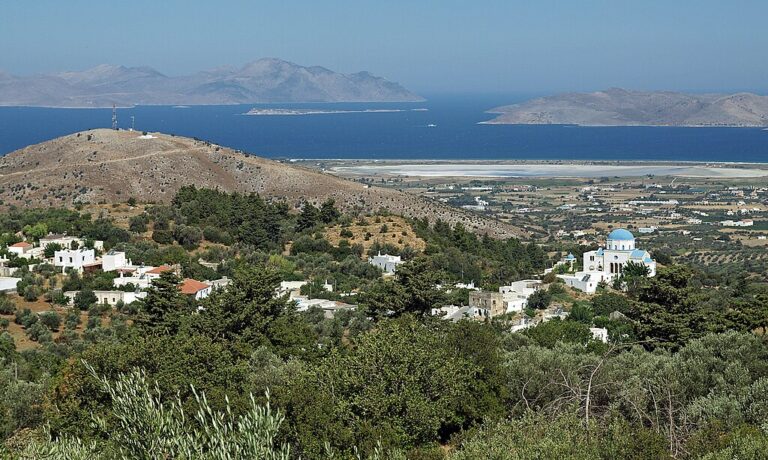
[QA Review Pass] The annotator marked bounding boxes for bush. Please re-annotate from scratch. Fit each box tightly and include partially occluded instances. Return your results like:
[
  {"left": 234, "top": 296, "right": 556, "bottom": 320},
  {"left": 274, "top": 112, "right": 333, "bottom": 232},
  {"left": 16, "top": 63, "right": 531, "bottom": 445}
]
[
  {"left": 173, "top": 225, "right": 203, "bottom": 249},
  {"left": 527, "top": 289, "right": 552, "bottom": 310},
  {"left": 203, "top": 226, "right": 233, "bottom": 245},
  {"left": 340, "top": 228, "right": 354, "bottom": 238},
  {"left": 152, "top": 229, "right": 174, "bottom": 245},
  {"left": 26, "top": 321, "right": 52, "bottom": 342},
  {"left": 14, "top": 308, "right": 30, "bottom": 325},
  {"left": 23, "top": 285, "right": 40, "bottom": 302},
  {"left": 0, "top": 293, "right": 16, "bottom": 314},
  {"left": 65, "top": 310, "right": 81, "bottom": 330},
  {"left": 129, "top": 214, "right": 150, "bottom": 233},
  {"left": 16, "top": 366, "right": 290, "bottom": 459},
  {"left": 74, "top": 289, "right": 98, "bottom": 311},
  {"left": 39, "top": 311, "right": 61, "bottom": 331},
  {"left": 87, "top": 316, "right": 102, "bottom": 330}
]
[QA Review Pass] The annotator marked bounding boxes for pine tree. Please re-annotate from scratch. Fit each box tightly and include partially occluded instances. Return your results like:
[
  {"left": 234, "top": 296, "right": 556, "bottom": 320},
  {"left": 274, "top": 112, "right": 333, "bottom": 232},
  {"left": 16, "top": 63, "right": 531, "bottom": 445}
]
[{"left": 138, "top": 271, "right": 187, "bottom": 334}]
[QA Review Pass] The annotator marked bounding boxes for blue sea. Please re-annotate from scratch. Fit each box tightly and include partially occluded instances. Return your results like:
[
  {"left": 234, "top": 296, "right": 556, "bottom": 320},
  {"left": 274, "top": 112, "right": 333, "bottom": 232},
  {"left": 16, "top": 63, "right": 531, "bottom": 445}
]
[{"left": 1, "top": 94, "right": 767, "bottom": 162}]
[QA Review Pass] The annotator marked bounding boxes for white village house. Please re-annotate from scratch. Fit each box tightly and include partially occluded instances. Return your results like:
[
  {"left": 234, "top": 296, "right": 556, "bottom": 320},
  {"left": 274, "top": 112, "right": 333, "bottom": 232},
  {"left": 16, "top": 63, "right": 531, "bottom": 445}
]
[
  {"left": 39, "top": 234, "right": 104, "bottom": 251},
  {"left": 64, "top": 290, "right": 147, "bottom": 307},
  {"left": 368, "top": 252, "right": 403, "bottom": 274},
  {"left": 102, "top": 250, "right": 130, "bottom": 272},
  {"left": 7, "top": 242, "right": 33, "bottom": 257},
  {"left": 54, "top": 248, "right": 96, "bottom": 272},
  {"left": 499, "top": 280, "right": 543, "bottom": 312},
  {"left": 558, "top": 229, "right": 656, "bottom": 293}
]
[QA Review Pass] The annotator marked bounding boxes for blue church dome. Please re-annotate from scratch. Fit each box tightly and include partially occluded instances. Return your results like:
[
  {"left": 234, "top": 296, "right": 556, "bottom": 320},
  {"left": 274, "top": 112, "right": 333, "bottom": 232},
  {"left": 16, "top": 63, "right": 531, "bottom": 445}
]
[{"left": 607, "top": 229, "right": 635, "bottom": 241}]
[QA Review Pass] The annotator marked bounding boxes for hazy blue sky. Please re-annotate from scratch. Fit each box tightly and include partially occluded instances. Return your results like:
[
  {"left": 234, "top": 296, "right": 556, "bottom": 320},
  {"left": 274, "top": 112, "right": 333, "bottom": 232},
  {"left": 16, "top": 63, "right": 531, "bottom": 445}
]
[{"left": 1, "top": 0, "right": 766, "bottom": 94}]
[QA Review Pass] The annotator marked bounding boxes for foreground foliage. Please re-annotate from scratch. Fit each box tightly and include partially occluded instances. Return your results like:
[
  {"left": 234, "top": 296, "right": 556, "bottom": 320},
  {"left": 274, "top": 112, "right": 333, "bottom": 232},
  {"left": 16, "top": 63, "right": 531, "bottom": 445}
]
[{"left": 5, "top": 365, "right": 290, "bottom": 460}]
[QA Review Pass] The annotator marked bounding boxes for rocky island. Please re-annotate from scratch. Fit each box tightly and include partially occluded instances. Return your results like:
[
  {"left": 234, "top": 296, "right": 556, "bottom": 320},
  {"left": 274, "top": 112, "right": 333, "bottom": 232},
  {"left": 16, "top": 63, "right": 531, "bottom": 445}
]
[{"left": 484, "top": 88, "right": 768, "bottom": 127}]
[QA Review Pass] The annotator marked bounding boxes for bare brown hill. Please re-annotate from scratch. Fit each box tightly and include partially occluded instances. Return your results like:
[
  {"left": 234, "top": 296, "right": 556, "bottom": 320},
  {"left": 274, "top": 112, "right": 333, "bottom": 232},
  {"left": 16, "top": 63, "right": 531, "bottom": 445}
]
[{"left": 0, "top": 129, "right": 520, "bottom": 238}]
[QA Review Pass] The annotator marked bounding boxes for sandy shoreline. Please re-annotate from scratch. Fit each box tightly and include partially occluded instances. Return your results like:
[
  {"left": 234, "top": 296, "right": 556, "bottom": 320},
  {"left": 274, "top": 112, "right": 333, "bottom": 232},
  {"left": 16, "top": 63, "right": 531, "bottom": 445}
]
[{"left": 329, "top": 163, "right": 768, "bottom": 178}]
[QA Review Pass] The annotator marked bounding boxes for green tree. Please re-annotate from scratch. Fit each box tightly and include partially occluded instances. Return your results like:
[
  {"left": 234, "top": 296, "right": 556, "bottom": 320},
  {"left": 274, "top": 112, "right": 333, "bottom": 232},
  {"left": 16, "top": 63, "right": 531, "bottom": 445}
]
[
  {"left": 39, "top": 311, "right": 61, "bottom": 331},
  {"left": 0, "top": 293, "right": 15, "bottom": 315},
  {"left": 523, "top": 318, "right": 593, "bottom": 348},
  {"left": 295, "top": 202, "right": 320, "bottom": 232},
  {"left": 527, "top": 288, "right": 552, "bottom": 310},
  {"left": 43, "top": 242, "right": 63, "bottom": 258},
  {"left": 319, "top": 198, "right": 340, "bottom": 224},
  {"left": 23, "top": 222, "right": 48, "bottom": 240},
  {"left": 74, "top": 289, "right": 98, "bottom": 311},
  {"left": 137, "top": 271, "right": 187, "bottom": 333},
  {"left": 151, "top": 229, "right": 174, "bottom": 245},
  {"left": 285, "top": 316, "right": 476, "bottom": 457},
  {"left": 173, "top": 225, "right": 203, "bottom": 250},
  {"left": 195, "top": 266, "right": 296, "bottom": 351},
  {"left": 361, "top": 258, "right": 446, "bottom": 318}
]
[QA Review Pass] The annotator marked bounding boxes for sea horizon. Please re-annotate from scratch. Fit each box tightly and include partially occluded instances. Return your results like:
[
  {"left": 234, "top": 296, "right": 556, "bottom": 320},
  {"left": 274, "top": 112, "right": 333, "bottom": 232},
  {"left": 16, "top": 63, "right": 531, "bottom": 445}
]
[{"left": 1, "top": 94, "right": 767, "bottom": 162}]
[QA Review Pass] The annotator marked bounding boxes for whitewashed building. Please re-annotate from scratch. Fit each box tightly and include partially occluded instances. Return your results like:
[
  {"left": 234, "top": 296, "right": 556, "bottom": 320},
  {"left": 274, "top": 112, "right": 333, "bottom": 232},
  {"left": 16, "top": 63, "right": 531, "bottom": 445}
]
[
  {"left": 368, "top": 252, "right": 403, "bottom": 274},
  {"left": 54, "top": 248, "right": 96, "bottom": 272},
  {"left": 499, "top": 280, "right": 542, "bottom": 313},
  {"left": 558, "top": 229, "right": 656, "bottom": 293},
  {"left": 7, "top": 242, "right": 33, "bottom": 257},
  {"left": 64, "top": 290, "right": 146, "bottom": 307},
  {"left": 102, "top": 251, "right": 130, "bottom": 272},
  {"left": 0, "top": 277, "right": 22, "bottom": 293}
]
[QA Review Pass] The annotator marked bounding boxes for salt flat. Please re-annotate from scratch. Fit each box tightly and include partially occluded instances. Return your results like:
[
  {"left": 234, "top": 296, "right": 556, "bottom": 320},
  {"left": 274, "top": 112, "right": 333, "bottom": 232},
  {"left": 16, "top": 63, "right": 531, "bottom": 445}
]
[{"left": 331, "top": 163, "right": 768, "bottom": 178}]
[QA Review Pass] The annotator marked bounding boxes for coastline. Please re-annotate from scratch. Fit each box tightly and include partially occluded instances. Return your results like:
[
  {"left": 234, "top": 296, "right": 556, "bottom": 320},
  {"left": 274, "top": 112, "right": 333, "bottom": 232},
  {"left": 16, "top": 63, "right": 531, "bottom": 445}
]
[{"left": 320, "top": 160, "right": 768, "bottom": 178}]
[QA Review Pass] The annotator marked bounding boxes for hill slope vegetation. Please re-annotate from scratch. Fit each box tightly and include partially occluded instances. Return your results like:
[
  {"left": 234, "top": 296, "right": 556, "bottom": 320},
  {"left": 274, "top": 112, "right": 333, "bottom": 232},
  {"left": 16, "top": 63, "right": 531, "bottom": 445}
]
[{"left": 0, "top": 129, "right": 518, "bottom": 237}]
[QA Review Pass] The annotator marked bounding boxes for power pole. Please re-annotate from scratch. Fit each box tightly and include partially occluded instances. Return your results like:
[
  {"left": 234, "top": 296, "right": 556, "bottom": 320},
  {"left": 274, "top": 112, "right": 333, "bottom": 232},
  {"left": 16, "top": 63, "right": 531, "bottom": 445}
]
[{"left": 112, "top": 104, "right": 118, "bottom": 130}]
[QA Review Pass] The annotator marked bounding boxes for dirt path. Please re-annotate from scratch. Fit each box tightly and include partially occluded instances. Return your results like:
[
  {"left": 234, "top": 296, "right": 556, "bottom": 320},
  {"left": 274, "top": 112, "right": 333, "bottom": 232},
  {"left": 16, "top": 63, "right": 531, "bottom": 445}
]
[{"left": 0, "top": 147, "right": 207, "bottom": 178}]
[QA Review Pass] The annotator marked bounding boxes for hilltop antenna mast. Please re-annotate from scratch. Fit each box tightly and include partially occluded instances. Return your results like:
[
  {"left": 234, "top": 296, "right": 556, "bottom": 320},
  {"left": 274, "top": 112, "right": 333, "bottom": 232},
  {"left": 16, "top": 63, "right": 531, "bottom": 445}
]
[{"left": 112, "top": 104, "right": 118, "bottom": 130}]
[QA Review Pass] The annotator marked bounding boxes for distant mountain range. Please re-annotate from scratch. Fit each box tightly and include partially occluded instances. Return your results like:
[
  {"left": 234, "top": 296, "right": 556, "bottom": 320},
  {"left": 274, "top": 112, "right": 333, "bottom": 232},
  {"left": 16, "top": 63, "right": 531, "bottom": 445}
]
[
  {"left": 485, "top": 88, "right": 768, "bottom": 127},
  {"left": 0, "top": 58, "right": 423, "bottom": 107}
]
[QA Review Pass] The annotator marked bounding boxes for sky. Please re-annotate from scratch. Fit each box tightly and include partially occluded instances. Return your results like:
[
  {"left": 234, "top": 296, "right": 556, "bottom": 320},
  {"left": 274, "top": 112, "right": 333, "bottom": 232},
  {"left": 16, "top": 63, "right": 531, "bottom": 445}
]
[{"left": 1, "top": 0, "right": 767, "bottom": 95}]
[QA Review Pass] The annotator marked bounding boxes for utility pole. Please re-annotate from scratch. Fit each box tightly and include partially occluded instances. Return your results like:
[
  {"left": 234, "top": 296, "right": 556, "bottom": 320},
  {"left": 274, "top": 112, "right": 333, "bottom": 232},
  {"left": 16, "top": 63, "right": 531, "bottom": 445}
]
[
  {"left": 112, "top": 104, "right": 118, "bottom": 130},
  {"left": 131, "top": 115, "right": 135, "bottom": 131}
]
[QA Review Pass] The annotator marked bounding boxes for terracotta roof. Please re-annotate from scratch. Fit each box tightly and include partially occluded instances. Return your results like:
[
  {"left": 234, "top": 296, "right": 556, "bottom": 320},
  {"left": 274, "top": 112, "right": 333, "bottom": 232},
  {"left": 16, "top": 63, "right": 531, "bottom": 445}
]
[
  {"left": 180, "top": 278, "right": 210, "bottom": 295},
  {"left": 146, "top": 265, "right": 173, "bottom": 275},
  {"left": 10, "top": 242, "right": 32, "bottom": 248}
]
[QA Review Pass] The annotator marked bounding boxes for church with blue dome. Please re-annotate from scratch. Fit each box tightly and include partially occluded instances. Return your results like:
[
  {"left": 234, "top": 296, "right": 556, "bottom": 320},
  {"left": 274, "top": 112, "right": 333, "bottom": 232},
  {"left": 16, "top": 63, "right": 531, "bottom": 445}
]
[{"left": 558, "top": 228, "right": 656, "bottom": 293}]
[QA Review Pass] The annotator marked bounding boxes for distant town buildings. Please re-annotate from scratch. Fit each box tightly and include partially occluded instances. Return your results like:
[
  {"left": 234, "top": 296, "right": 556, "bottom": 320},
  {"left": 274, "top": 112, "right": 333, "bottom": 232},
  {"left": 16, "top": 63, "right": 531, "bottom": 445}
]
[{"left": 720, "top": 219, "right": 753, "bottom": 227}]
